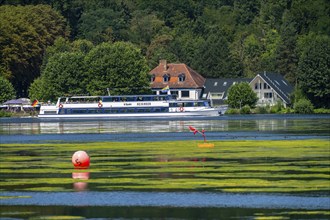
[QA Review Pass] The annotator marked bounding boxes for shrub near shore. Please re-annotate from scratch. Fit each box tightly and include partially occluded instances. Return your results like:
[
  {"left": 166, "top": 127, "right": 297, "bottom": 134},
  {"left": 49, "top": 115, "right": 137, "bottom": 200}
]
[{"left": 225, "top": 107, "right": 330, "bottom": 114}]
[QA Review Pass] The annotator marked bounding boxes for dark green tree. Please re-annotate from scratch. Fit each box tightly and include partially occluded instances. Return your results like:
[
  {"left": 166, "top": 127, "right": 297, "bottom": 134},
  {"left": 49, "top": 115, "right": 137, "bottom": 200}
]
[
  {"left": 259, "top": 29, "right": 281, "bottom": 72},
  {"left": 77, "top": 8, "right": 128, "bottom": 44},
  {"left": 258, "top": 0, "right": 287, "bottom": 29},
  {"left": 0, "top": 76, "right": 16, "bottom": 103},
  {"left": 146, "top": 34, "right": 178, "bottom": 68},
  {"left": 242, "top": 33, "right": 262, "bottom": 77},
  {"left": 129, "top": 10, "right": 167, "bottom": 51},
  {"left": 29, "top": 52, "right": 87, "bottom": 102},
  {"left": 85, "top": 42, "right": 151, "bottom": 95},
  {"left": 275, "top": 13, "right": 298, "bottom": 84},
  {"left": 296, "top": 33, "right": 330, "bottom": 108},
  {"left": 227, "top": 82, "right": 258, "bottom": 108},
  {"left": 233, "top": 0, "right": 260, "bottom": 25},
  {"left": 0, "top": 5, "right": 68, "bottom": 97},
  {"left": 194, "top": 28, "right": 242, "bottom": 78}
]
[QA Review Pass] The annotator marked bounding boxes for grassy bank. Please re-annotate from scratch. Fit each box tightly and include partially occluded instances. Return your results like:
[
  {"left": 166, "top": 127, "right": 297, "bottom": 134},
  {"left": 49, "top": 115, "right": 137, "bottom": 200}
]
[{"left": 1, "top": 139, "right": 329, "bottom": 194}]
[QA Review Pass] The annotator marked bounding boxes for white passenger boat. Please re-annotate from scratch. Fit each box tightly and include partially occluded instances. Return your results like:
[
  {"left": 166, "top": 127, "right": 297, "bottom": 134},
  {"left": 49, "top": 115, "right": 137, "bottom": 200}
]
[{"left": 38, "top": 94, "right": 226, "bottom": 119}]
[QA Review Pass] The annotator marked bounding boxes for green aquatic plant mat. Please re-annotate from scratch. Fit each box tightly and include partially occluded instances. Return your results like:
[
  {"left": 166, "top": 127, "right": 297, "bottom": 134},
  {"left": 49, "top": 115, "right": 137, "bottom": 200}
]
[{"left": 0, "top": 140, "right": 329, "bottom": 194}]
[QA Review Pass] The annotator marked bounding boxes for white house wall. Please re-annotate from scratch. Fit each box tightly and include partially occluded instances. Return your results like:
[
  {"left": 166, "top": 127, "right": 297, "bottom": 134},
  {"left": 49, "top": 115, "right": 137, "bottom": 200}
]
[{"left": 249, "top": 76, "right": 285, "bottom": 107}]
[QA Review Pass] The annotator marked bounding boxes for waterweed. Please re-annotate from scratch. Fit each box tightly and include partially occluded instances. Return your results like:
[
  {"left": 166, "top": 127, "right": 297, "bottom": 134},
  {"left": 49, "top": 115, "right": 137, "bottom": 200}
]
[{"left": 0, "top": 139, "right": 329, "bottom": 194}]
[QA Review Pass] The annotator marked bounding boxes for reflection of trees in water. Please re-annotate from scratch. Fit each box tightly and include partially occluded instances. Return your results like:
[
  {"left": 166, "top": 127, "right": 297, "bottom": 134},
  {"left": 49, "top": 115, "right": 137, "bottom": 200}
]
[{"left": 2, "top": 117, "right": 329, "bottom": 135}]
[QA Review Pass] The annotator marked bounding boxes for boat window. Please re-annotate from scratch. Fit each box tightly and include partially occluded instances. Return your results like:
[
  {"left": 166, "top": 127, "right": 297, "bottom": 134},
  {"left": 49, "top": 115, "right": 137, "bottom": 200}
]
[
  {"left": 142, "top": 96, "right": 152, "bottom": 101},
  {"left": 152, "top": 107, "right": 168, "bottom": 112},
  {"left": 59, "top": 98, "right": 66, "bottom": 103},
  {"left": 88, "top": 109, "right": 104, "bottom": 114},
  {"left": 126, "top": 97, "right": 136, "bottom": 101},
  {"left": 181, "top": 91, "right": 189, "bottom": 98},
  {"left": 102, "top": 97, "right": 113, "bottom": 102},
  {"left": 113, "top": 97, "right": 120, "bottom": 102},
  {"left": 44, "top": 111, "right": 57, "bottom": 114},
  {"left": 71, "top": 109, "right": 88, "bottom": 114}
]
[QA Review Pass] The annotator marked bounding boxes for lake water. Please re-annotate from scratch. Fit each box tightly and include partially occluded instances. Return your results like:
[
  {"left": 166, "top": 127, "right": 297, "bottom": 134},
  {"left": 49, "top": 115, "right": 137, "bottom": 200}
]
[
  {"left": 1, "top": 114, "right": 329, "bottom": 143},
  {"left": 0, "top": 114, "right": 329, "bottom": 219}
]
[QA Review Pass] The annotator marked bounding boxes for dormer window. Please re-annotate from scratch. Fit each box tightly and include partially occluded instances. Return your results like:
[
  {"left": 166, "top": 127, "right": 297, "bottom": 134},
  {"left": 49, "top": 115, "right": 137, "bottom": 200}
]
[
  {"left": 151, "top": 74, "right": 155, "bottom": 82},
  {"left": 163, "top": 74, "right": 170, "bottom": 82},
  {"left": 178, "top": 73, "right": 185, "bottom": 82}
]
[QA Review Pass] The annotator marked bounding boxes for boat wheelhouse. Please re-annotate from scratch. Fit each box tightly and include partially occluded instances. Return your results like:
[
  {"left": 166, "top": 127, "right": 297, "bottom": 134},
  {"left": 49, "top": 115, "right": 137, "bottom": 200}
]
[{"left": 38, "top": 94, "right": 225, "bottom": 119}]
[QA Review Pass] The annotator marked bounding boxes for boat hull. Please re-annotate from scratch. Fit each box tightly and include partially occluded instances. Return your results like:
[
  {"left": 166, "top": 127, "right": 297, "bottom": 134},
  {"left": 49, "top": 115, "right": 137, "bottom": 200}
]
[{"left": 38, "top": 109, "right": 222, "bottom": 119}]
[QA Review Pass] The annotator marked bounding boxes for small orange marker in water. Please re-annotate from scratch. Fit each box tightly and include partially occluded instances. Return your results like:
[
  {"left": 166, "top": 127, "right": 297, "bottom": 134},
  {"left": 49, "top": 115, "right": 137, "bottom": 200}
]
[{"left": 72, "top": 151, "right": 90, "bottom": 168}]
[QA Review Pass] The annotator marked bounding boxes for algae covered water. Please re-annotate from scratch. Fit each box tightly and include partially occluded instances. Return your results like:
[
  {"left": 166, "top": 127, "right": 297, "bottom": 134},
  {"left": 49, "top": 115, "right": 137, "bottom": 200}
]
[{"left": 0, "top": 115, "right": 329, "bottom": 219}]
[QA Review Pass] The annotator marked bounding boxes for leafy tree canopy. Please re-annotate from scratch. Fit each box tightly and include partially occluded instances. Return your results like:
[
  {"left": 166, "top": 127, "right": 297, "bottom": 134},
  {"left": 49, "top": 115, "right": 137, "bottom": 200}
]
[
  {"left": 85, "top": 42, "right": 151, "bottom": 96},
  {"left": 0, "top": 4, "right": 68, "bottom": 97},
  {"left": 297, "top": 33, "right": 330, "bottom": 108},
  {"left": 29, "top": 52, "right": 87, "bottom": 102},
  {"left": 227, "top": 82, "right": 258, "bottom": 108},
  {"left": 0, "top": 76, "right": 16, "bottom": 103},
  {"left": 1, "top": 0, "right": 329, "bottom": 109}
]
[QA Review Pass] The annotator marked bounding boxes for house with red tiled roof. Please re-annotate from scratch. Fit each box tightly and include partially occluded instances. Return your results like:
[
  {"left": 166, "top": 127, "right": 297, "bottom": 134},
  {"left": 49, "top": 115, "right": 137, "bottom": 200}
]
[{"left": 149, "top": 60, "right": 205, "bottom": 100}]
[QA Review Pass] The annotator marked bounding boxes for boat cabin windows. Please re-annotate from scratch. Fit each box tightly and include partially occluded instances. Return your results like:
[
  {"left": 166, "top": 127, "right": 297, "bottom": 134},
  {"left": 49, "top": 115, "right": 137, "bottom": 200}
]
[
  {"left": 102, "top": 95, "right": 170, "bottom": 102},
  {"left": 169, "top": 101, "right": 208, "bottom": 108},
  {"left": 60, "top": 97, "right": 100, "bottom": 104},
  {"left": 59, "top": 97, "right": 67, "bottom": 103},
  {"left": 181, "top": 91, "right": 190, "bottom": 98},
  {"left": 59, "top": 107, "right": 169, "bottom": 114}
]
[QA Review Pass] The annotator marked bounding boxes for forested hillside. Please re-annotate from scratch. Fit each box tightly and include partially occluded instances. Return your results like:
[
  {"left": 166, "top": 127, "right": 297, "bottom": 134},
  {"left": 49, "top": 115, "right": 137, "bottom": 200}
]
[{"left": 0, "top": 0, "right": 329, "bottom": 107}]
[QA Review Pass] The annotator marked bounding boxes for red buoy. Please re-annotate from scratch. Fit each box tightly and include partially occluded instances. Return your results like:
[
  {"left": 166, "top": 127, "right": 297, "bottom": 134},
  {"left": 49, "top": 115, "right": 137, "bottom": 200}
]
[{"left": 72, "top": 151, "right": 90, "bottom": 168}]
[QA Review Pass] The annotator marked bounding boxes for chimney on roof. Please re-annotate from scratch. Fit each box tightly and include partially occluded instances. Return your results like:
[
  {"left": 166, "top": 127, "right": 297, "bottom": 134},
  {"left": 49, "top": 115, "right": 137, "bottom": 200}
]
[{"left": 159, "top": 60, "right": 167, "bottom": 71}]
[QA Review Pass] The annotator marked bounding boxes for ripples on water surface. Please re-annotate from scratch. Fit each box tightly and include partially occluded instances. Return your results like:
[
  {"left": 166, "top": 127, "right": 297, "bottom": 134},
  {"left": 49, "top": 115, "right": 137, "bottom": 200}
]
[{"left": 1, "top": 114, "right": 329, "bottom": 143}]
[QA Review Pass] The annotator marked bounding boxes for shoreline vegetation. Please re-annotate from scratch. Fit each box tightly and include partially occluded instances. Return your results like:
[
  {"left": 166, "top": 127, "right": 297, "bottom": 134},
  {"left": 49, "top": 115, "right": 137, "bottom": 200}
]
[{"left": 1, "top": 139, "right": 329, "bottom": 194}]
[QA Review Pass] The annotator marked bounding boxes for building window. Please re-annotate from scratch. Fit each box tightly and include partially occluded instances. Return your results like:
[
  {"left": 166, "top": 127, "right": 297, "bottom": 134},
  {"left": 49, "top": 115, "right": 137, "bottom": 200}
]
[
  {"left": 210, "top": 92, "right": 224, "bottom": 99},
  {"left": 255, "top": 82, "right": 262, "bottom": 89},
  {"left": 264, "top": 92, "right": 273, "bottom": 98},
  {"left": 264, "top": 83, "right": 270, "bottom": 89},
  {"left": 181, "top": 91, "right": 189, "bottom": 98},
  {"left": 178, "top": 73, "right": 185, "bottom": 82},
  {"left": 151, "top": 74, "right": 155, "bottom": 82},
  {"left": 163, "top": 74, "right": 170, "bottom": 82},
  {"left": 214, "top": 82, "right": 218, "bottom": 86},
  {"left": 223, "top": 82, "right": 227, "bottom": 86}
]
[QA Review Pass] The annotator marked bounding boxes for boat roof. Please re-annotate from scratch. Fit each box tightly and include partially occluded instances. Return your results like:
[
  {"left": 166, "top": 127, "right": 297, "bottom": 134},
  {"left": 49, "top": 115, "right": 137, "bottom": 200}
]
[{"left": 59, "top": 94, "right": 172, "bottom": 99}]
